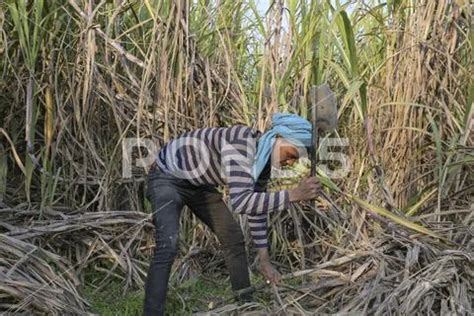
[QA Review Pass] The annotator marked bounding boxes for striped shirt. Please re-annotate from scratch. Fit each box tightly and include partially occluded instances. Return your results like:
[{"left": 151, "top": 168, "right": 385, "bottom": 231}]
[{"left": 156, "top": 125, "right": 290, "bottom": 248}]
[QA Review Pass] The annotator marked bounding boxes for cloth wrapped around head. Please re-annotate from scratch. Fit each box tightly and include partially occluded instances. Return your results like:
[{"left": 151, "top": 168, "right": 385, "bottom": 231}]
[{"left": 253, "top": 113, "right": 312, "bottom": 180}]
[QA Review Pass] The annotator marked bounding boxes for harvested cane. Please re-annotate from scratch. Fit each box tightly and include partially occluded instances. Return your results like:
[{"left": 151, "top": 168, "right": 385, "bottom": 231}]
[{"left": 213, "top": 250, "right": 375, "bottom": 309}]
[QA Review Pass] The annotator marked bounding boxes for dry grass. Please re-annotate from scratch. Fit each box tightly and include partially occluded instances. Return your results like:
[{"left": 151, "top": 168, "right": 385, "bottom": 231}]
[{"left": 0, "top": 233, "right": 87, "bottom": 313}]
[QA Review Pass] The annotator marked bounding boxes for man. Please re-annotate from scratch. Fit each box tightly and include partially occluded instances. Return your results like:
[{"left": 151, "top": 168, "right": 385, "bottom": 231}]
[{"left": 144, "top": 113, "right": 321, "bottom": 315}]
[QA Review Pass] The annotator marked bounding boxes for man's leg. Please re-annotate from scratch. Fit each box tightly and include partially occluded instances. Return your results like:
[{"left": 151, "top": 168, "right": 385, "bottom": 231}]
[
  {"left": 143, "top": 172, "right": 185, "bottom": 316},
  {"left": 185, "top": 186, "right": 251, "bottom": 297}
]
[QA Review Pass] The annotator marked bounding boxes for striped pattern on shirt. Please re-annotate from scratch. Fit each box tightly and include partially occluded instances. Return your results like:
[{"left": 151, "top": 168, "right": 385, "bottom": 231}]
[{"left": 156, "top": 125, "right": 290, "bottom": 248}]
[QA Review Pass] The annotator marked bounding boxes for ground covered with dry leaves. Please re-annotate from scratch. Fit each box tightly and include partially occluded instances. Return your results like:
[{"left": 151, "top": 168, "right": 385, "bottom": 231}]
[{"left": 1, "top": 202, "right": 472, "bottom": 315}]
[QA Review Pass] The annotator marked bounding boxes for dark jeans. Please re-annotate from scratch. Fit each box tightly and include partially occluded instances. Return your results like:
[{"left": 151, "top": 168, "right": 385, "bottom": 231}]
[{"left": 143, "top": 167, "right": 251, "bottom": 316}]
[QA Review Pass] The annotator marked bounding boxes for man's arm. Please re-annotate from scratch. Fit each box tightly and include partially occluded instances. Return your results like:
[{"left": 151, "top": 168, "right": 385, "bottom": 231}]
[
  {"left": 224, "top": 128, "right": 290, "bottom": 218},
  {"left": 247, "top": 159, "right": 272, "bottom": 250},
  {"left": 250, "top": 161, "right": 282, "bottom": 284}
]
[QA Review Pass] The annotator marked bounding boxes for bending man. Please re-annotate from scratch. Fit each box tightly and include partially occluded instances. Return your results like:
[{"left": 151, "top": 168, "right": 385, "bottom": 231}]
[{"left": 144, "top": 113, "right": 321, "bottom": 315}]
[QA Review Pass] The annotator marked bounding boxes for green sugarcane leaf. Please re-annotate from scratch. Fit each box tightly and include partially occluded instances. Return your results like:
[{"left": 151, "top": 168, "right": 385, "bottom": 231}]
[{"left": 350, "top": 195, "right": 445, "bottom": 240}]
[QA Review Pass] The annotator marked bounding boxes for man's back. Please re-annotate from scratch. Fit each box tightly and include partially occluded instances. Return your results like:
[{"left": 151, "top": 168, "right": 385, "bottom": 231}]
[{"left": 156, "top": 125, "right": 260, "bottom": 187}]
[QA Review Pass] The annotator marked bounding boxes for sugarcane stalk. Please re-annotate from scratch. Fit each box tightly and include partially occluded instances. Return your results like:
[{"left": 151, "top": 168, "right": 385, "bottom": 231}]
[
  {"left": 309, "top": 86, "right": 319, "bottom": 177},
  {"left": 310, "top": 86, "right": 320, "bottom": 215}
]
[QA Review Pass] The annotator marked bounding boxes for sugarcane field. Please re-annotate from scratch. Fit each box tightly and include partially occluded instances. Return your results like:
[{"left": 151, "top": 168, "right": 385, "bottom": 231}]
[{"left": 0, "top": 0, "right": 473, "bottom": 315}]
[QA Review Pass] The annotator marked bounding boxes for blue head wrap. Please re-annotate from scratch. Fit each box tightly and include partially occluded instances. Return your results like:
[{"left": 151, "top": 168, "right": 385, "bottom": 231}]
[{"left": 253, "top": 112, "right": 312, "bottom": 180}]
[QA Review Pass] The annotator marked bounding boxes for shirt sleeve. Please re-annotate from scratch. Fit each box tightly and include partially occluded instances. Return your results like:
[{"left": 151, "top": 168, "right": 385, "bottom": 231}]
[
  {"left": 247, "top": 214, "right": 269, "bottom": 248},
  {"left": 221, "top": 127, "right": 289, "bottom": 248},
  {"left": 247, "top": 162, "right": 272, "bottom": 248}
]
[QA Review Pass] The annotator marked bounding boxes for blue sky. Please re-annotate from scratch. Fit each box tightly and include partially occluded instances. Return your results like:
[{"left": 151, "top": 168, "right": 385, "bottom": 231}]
[{"left": 256, "top": 0, "right": 270, "bottom": 15}]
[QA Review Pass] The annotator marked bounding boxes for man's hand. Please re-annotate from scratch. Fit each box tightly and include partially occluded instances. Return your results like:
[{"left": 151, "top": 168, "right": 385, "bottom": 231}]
[
  {"left": 258, "top": 261, "right": 282, "bottom": 285},
  {"left": 288, "top": 177, "right": 322, "bottom": 202},
  {"left": 256, "top": 248, "right": 281, "bottom": 285}
]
